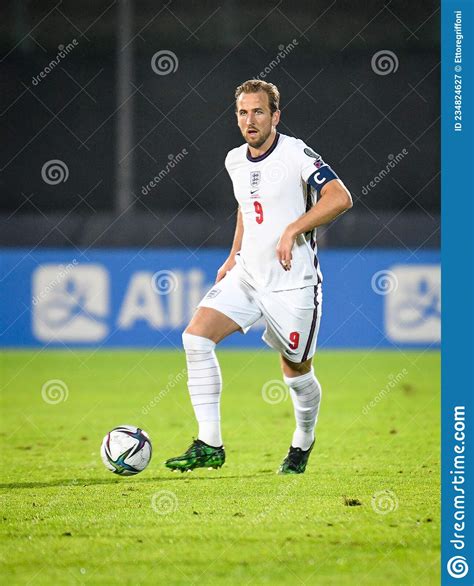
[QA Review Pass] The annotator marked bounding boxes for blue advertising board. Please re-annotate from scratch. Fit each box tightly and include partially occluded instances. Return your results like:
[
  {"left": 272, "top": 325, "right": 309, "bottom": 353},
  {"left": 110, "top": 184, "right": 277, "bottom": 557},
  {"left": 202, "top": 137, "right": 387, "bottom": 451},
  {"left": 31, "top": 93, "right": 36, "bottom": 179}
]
[{"left": 0, "top": 248, "right": 439, "bottom": 349}]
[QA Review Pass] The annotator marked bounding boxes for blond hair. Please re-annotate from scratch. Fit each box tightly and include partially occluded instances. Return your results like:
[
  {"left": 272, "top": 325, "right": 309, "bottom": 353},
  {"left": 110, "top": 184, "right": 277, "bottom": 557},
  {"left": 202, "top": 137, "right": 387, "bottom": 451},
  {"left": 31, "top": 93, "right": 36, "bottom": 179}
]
[{"left": 235, "top": 79, "right": 280, "bottom": 114}]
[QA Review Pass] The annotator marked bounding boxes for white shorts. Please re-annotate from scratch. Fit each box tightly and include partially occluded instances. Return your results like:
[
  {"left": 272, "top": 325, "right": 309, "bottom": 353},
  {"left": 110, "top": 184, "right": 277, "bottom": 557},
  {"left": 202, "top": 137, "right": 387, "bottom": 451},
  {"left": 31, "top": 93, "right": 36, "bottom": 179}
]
[{"left": 198, "top": 266, "right": 322, "bottom": 363}]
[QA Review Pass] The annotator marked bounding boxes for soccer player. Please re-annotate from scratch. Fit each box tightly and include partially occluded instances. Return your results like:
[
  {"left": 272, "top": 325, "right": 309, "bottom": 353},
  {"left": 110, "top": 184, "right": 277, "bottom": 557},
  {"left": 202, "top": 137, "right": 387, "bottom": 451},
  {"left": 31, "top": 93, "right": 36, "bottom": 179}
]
[{"left": 165, "top": 79, "right": 352, "bottom": 474}]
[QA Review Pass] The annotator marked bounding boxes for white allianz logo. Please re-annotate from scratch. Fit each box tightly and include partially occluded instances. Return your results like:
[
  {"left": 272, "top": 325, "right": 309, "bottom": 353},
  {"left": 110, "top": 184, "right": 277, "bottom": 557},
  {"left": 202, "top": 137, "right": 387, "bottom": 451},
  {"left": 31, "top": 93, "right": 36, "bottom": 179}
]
[
  {"left": 33, "top": 264, "right": 109, "bottom": 342},
  {"left": 384, "top": 264, "right": 440, "bottom": 343},
  {"left": 32, "top": 264, "right": 209, "bottom": 343}
]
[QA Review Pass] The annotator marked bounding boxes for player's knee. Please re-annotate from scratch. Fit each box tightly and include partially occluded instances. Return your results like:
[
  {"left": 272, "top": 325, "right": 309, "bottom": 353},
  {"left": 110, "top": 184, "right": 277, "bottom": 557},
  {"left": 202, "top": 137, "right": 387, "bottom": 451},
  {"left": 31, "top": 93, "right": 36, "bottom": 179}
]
[
  {"left": 183, "top": 310, "right": 221, "bottom": 344},
  {"left": 281, "top": 355, "right": 312, "bottom": 377},
  {"left": 182, "top": 331, "right": 215, "bottom": 353}
]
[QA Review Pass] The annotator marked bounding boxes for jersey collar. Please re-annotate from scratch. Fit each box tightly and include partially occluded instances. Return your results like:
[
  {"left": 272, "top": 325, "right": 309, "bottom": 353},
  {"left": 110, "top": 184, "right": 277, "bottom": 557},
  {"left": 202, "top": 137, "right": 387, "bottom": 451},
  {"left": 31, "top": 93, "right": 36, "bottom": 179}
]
[{"left": 246, "top": 132, "right": 280, "bottom": 163}]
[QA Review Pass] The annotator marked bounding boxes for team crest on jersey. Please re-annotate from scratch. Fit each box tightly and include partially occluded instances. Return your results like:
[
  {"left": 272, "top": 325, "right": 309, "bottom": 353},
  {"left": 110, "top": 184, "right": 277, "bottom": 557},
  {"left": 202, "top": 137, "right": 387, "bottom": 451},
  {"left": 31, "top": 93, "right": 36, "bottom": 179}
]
[
  {"left": 206, "top": 288, "right": 221, "bottom": 299},
  {"left": 250, "top": 171, "right": 261, "bottom": 188},
  {"left": 304, "top": 147, "right": 324, "bottom": 169}
]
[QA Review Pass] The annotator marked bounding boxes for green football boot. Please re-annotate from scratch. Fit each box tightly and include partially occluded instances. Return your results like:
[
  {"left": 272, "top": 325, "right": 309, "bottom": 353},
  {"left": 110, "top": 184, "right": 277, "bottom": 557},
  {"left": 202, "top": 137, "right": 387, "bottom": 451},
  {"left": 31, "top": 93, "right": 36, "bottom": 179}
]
[
  {"left": 165, "top": 439, "right": 225, "bottom": 472},
  {"left": 277, "top": 441, "right": 315, "bottom": 475}
]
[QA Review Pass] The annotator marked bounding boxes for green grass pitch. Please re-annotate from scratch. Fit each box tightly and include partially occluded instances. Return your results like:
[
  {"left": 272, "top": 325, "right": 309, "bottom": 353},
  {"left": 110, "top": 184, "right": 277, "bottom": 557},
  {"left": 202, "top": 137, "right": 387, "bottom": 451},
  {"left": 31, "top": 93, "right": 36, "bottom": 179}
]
[{"left": 0, "top": 349, "right": 440, "bottom": 585}]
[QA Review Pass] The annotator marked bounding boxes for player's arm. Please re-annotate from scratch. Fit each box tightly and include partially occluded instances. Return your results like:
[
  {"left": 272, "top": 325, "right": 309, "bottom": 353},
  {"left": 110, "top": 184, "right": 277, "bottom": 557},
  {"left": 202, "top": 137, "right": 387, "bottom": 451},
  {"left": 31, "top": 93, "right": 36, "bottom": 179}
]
[
  {"left": 291, "top": 179, "right": 352, "bottom": 234},
  {"left": 276, "top": 179, "right": 352, "bottom": 270},
  {"left": 216, "top": 206, "right": 243, "bottom": 283}
]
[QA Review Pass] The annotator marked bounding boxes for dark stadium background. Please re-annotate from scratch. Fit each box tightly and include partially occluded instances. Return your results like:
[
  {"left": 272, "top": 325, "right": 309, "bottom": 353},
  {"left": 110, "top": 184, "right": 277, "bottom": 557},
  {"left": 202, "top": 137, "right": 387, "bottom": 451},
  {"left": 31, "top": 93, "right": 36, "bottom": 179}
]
[{"left": 0, "top": 0, "right": 439, "bottom": 250}]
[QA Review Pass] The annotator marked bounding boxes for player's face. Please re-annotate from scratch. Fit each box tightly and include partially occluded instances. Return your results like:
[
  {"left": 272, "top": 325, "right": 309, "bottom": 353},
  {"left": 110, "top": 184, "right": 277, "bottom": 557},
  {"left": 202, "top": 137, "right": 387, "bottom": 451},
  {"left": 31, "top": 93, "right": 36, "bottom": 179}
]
[{"left": 236, "top": 92, "right": 280, "bottom": 149}]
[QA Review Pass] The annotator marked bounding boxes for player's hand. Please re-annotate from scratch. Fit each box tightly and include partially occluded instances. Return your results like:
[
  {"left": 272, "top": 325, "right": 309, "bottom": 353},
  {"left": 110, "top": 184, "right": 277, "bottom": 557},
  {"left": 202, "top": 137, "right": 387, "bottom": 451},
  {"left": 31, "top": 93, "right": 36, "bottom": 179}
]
[
  {"left": 276, "top": 226, "right": 297, "bottom": 271},
  {"left": 215, "top": 255, "right": 236, "bottom": 283}
]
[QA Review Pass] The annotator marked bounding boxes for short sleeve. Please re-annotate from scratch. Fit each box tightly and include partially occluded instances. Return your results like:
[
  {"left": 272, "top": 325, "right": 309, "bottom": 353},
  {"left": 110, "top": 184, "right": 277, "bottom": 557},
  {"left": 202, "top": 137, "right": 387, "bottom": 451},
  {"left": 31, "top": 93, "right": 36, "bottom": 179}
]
[
  {"left": 224, "top": 147, "right": 241, "bottom": 177},
  {"left": 224, "top": 152, "right": 231, "bottom": 173},
  {"left": 296, "top": 141, "right": 340, "bottom": 191}
]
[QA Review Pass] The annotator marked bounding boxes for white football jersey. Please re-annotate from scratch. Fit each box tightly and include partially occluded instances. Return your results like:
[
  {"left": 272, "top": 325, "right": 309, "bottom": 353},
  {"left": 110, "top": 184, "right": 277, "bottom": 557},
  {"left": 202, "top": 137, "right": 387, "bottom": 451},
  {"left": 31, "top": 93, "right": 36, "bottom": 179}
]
[{"left": 225, "top": 132, "right": 336, "bottom": 291}]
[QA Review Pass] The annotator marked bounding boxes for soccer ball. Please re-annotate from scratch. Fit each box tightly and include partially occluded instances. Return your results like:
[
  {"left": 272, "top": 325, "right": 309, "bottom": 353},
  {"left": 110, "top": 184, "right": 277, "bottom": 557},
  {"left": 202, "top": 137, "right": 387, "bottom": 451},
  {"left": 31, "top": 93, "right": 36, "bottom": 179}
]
[{"left": 100, "top": 425, "right": 152, "bottom": 476}]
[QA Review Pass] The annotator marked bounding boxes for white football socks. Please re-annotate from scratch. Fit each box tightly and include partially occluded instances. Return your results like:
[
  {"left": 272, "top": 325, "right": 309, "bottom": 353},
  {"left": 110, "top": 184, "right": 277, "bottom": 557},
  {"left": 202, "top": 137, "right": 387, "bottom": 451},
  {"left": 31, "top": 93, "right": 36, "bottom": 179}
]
[
  {"left": 284, "top": 368, "right": 322, "bottom": 451},
  {"left": 182, "top": 332, "right": 223, "bottom": 448}
]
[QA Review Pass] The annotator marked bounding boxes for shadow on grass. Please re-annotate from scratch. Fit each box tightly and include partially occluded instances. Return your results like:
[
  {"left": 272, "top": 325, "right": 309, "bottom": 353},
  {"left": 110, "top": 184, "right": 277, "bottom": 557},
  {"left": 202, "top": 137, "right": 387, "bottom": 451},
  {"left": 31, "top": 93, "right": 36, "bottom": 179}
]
[{"left": 0, "top": 472, "right": 272, "bottom": 490}]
